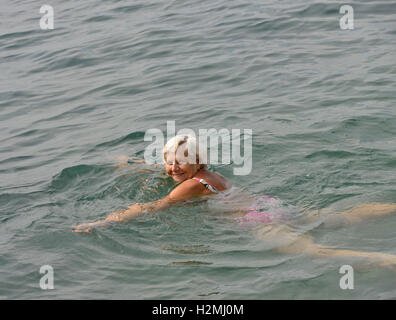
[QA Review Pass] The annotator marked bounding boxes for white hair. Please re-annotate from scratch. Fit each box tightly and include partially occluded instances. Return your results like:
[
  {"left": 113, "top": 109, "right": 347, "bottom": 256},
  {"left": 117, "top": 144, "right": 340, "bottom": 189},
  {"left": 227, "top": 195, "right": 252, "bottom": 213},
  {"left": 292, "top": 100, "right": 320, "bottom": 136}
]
[{"left": 163, "top": 135, "right": 207, "bottom": 165}]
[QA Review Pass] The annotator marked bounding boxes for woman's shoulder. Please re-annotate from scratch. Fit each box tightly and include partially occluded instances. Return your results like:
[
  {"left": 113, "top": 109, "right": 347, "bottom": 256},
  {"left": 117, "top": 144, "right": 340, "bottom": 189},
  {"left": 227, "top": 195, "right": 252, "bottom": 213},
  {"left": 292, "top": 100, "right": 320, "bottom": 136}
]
[
  {"left": 168, "top": 178, "right": 207, "bottom": 201},
  {"left": 193, "top": 170, "right": 232, "bottom": 192}
]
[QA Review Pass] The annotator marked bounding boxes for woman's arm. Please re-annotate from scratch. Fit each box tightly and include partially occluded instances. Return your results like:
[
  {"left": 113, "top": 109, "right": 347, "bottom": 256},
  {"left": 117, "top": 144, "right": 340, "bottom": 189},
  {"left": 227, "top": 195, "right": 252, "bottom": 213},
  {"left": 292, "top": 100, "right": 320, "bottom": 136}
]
[
  {"left": 72, "top": 199, "right": 171, "bottom": 233},
  {"left": 72, "top": 179, "right": 205, "bottom": 233},
  {"left": 107, "top": 198, "right": 172, "bottom": 222}
]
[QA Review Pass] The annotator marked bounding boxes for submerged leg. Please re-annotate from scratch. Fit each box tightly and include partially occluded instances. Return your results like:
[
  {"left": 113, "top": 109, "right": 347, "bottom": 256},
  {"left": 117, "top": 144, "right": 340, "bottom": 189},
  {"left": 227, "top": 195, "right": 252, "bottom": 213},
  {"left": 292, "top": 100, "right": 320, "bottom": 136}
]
[
  {"left": 302, "top": 203, "right": 396, "bottom": 227},
  {"left": 337, "top": 203, "right": 396, "bottom": 223},
  {"left": 275, "top": 229, "right": 396, "bottom": 269},
  {"left": 254, "top": 224, "right": 396, "bottom": 269}
]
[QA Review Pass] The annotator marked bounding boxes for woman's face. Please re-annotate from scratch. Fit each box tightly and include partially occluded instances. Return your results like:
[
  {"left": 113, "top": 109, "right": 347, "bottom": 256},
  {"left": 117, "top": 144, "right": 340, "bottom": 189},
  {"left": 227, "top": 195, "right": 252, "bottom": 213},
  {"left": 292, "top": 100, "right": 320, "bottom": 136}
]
[{"left": 165, "top": 152, "right": 199, "bottom": 183}]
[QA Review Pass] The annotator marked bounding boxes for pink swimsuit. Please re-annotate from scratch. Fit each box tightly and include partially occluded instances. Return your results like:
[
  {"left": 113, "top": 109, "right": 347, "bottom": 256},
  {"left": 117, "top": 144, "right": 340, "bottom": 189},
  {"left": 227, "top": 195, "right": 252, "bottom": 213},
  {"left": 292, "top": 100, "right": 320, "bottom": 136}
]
[
  {"left": 237, "top": 195, "right": 285, "bottom": 225},
  {"left": 191, "top": 178, "right": 285, "bottom": 225}
]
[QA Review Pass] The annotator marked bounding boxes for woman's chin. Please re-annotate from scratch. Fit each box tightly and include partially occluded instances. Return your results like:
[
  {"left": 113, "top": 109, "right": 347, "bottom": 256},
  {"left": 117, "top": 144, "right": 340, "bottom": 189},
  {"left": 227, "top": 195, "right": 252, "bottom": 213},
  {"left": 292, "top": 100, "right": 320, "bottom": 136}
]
[{"left": 172, "top": 174, "right": 186, "bottom": 182}]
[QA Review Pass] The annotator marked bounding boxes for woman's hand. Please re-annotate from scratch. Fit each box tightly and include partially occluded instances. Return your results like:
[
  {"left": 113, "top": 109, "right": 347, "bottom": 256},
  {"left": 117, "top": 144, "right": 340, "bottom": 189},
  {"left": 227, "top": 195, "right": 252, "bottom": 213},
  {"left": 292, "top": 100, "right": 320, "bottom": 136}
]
[
  {"left": 72, "top": 209, "right": 132, "bottom": 233},
  {"left": 109, "top": 155, "right": 147, "bottom": 170},
  {"left": 72, "top": 220, "right": 107, "bottom": 233}
]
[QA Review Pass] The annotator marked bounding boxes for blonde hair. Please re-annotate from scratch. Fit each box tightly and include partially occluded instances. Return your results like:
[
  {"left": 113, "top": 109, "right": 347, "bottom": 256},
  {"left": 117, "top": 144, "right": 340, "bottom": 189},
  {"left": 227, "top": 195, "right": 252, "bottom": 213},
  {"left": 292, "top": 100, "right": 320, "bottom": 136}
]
[{"left": 163, "top": 135, "right": 207, "bottom": 168}]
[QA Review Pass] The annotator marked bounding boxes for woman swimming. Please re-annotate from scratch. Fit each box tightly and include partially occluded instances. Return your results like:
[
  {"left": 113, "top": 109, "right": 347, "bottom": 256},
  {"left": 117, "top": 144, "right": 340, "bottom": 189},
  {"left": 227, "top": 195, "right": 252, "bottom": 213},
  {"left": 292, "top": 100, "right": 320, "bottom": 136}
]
[
  {"left": 73, "top": 135, "right": 396, "bottom": 268},
  {"left": 73, "top": 135, "right": 232, "bottom": 232}
]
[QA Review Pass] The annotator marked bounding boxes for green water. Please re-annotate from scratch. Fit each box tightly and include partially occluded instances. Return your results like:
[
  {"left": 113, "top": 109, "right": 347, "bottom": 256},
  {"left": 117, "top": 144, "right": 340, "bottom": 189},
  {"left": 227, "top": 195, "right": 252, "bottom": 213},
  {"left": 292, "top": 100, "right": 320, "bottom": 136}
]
[{"left": 1, "top": 0, "right": 396, "bottom": 299}]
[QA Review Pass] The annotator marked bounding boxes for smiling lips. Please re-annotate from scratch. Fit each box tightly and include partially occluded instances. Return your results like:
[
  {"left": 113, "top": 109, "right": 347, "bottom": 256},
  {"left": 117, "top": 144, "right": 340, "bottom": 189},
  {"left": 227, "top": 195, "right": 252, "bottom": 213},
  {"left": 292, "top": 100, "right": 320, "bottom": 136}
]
[
  {"left": 171, "top": 173, "right": 186, "bottom": 180},
  {"left": 172, "top": 173, "right": 184, "bottom": 177}
]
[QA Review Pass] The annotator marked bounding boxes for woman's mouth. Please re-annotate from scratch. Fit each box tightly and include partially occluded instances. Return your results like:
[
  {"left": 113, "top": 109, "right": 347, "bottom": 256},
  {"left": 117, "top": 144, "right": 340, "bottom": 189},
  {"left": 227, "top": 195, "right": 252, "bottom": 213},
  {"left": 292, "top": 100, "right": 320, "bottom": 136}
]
[{"left": 172, "top": 173, "right": 185, "bottom": 179}]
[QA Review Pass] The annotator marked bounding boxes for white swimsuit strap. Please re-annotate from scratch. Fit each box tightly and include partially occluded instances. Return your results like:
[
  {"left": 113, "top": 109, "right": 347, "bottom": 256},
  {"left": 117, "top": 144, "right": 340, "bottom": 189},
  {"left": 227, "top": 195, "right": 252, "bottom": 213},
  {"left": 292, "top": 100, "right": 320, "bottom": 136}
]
[{"left": 193, "top": 178, "right": 219, "bottom": 194}]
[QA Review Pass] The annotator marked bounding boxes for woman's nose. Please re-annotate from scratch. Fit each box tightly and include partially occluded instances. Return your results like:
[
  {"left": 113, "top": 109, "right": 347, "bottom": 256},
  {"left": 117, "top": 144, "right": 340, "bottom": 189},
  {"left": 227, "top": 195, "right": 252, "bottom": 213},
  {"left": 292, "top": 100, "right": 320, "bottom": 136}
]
[{"left": 172, "top": 163, "right": 179, "bottom": 171}]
